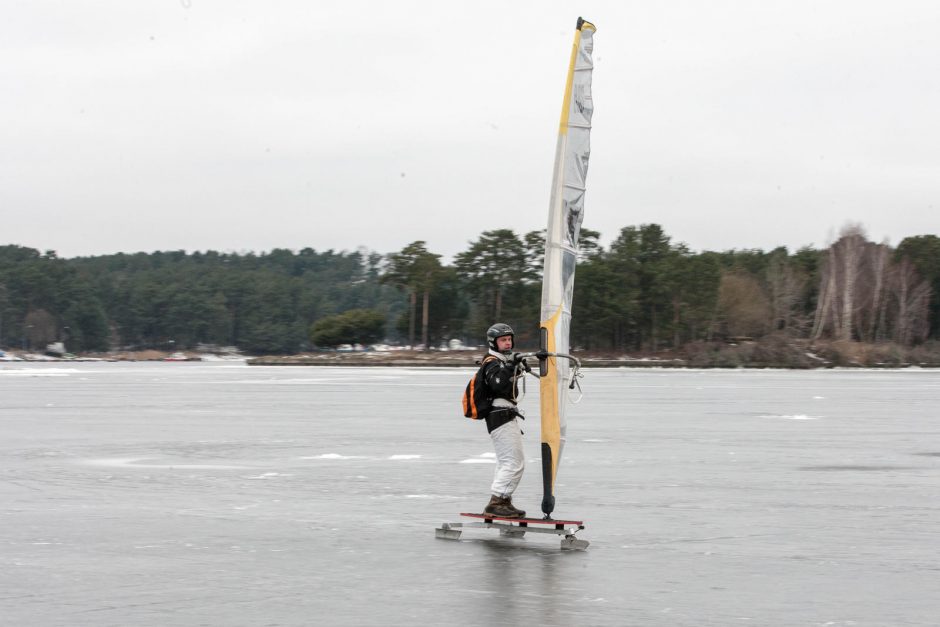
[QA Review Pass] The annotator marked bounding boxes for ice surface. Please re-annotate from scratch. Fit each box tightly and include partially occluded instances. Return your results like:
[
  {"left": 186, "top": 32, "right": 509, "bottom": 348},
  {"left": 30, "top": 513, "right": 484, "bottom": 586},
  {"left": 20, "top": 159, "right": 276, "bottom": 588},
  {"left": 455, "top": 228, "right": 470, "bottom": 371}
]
[{"left": 1, "top": 362, "right": 939, "bottom": 626}]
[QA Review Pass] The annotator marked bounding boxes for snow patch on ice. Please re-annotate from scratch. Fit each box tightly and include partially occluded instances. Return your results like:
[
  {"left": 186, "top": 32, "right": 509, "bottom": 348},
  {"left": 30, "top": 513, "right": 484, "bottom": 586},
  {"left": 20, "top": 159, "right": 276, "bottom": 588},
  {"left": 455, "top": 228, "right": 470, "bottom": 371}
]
[
  {"left": 226, "top": 378, "right": 367, "bottom": 386},
  {"left": 460, "top": 452, "right": 496, "bottom": 464},
  {"left": 303, "top": 453, "right": 367, "bottom": 460},
  {"left": 198, "top": 354, "right": 246, "bottom": 362},
  {"left": 82, "top": 457, "right": 248, "bottom": 469},
  {"left": 245, "top": 472, "right": 293, "bottom": 479},
  {"left": 0, "top": 368, "right": 82, "bottom": 377},
  {"left": 760, "top": 414, "right": 821, "bottom": 420},
  {"left": 388, "top": 454, "right": 421, "bottom": 460}
]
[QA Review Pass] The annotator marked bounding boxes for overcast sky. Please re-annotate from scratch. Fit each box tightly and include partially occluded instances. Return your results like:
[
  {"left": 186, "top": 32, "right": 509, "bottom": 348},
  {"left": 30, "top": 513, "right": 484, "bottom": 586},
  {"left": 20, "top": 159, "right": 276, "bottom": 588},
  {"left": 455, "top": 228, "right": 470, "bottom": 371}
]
[{"left": 3, "top": 1, "right": 938, "bottom": 260}]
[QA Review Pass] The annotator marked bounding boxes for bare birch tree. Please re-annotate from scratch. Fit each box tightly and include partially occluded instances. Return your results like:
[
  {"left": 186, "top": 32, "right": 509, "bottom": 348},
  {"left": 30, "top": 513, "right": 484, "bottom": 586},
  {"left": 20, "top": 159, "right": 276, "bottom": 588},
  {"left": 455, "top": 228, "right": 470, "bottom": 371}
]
[
  {"left": 811, "top": 243, "right": 838, "bottom": 342},
  {"left": 836, "top": 226, "right": 867, "bottom": 341},
  {"left": 863, "top": 242, "right": 890, "bottom": 342},
  {"left": 891, "top": 258, "right": 931, "bottom": 345},
  {"left": 812, "top": 224, "right": 932, "bottom": 346},
  {"left": 812, "top": 224, "right": 869, "bottom": 342},
  {"left": 766, "top": 251, "right": 807, "bottom": 334}
]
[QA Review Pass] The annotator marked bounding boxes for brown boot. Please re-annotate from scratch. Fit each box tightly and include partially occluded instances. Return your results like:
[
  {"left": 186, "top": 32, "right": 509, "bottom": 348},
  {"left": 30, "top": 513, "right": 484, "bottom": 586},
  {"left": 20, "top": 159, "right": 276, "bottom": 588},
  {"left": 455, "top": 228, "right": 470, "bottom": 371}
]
[
  {"left": 483, "top": 495, "right": 523, "bottom": 518},
  {"left": 505, "top": 496, "right": 526, "bottom": 519}
]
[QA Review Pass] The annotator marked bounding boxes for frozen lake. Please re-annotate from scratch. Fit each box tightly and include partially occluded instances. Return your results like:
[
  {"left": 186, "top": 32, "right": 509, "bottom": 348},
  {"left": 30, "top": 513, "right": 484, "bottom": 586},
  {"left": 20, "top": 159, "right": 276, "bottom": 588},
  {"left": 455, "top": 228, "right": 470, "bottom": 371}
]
[{"left": 2, "top": 362, "right": 939, "bottom": 626}]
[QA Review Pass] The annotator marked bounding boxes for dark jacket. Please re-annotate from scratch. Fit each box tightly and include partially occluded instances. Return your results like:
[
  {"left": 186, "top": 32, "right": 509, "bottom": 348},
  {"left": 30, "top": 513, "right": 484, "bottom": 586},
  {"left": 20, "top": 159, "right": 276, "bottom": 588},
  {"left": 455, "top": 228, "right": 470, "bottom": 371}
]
[{"left": 481, "top": 354, "right": 521, "bottom": 433}]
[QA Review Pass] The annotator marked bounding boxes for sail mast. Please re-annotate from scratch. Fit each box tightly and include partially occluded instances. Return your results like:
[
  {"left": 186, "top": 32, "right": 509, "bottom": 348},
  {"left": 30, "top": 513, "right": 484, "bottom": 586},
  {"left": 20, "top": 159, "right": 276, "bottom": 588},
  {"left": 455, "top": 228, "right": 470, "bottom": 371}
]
[{"left": 538, "top": 17, "right": 595, "bottom": 518}]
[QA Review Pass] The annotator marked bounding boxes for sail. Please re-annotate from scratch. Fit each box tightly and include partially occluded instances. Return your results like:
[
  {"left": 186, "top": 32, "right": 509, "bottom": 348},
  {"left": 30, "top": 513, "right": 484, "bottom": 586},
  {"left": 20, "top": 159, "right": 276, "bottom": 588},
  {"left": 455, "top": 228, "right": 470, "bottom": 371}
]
[{"left": 539, "top": 17, "right": 595, "bottom": 517}]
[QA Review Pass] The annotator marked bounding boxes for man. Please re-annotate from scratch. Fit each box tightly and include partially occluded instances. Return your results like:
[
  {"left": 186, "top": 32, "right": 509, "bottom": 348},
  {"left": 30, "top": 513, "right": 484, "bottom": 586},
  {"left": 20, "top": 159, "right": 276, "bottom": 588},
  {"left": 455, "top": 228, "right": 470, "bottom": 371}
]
[{"left": 477, "top": 322, "right": 530, "bottom": 518}]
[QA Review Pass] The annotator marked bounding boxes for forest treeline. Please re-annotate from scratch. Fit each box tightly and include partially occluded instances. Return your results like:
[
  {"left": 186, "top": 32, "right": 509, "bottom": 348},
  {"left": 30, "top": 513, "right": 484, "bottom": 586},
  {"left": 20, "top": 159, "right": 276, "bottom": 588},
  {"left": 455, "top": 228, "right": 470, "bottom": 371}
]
[{"left": 1, "top": 225, "right": 938, "bottom": 361}]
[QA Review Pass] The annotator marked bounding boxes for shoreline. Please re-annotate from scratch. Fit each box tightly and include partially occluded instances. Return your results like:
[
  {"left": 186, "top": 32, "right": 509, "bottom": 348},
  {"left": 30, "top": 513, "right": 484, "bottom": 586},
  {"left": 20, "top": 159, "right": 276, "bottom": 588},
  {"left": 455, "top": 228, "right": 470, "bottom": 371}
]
[
  {"left": 244, "top": 353, "right": 938, "bottom": 369},
  {"left": 2, "top": 355, "right": 935, "bottom": 369},
  {"left": 3, "top": 341, "right": 939, "bottom": 369},
  {"left": 244, "top": 354, "right": 687, "bottom": 368}
]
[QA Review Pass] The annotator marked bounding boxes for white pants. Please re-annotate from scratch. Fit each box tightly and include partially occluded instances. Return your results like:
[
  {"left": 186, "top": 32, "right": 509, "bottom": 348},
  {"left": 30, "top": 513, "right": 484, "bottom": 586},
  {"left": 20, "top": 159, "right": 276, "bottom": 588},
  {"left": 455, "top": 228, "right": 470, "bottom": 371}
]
[{"left": 490, "top": 418, "right": 524, "bottom": 497}]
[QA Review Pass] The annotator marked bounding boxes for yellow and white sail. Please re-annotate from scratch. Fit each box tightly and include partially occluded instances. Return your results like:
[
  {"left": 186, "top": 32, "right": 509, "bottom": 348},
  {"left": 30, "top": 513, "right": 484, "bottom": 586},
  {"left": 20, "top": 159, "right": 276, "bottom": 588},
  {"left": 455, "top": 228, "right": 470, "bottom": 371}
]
[{"left": 538, "top": 17, "right": 595, "bottom": 518}]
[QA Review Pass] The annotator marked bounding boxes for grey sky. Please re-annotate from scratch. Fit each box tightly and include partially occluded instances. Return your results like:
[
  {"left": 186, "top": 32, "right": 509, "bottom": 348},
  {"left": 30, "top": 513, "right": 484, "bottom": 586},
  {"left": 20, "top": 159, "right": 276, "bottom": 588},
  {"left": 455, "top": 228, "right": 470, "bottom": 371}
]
[{"left": 3, "top": 1, "right": 938, "bottom": 260}]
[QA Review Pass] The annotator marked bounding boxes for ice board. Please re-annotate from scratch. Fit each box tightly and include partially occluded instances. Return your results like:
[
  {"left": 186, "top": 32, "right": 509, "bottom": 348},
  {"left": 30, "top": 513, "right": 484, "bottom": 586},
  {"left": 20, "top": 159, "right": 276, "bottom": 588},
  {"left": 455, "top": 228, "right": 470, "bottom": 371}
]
[{"left": 435, "top": 513, "right": 589, "bottom": 550}]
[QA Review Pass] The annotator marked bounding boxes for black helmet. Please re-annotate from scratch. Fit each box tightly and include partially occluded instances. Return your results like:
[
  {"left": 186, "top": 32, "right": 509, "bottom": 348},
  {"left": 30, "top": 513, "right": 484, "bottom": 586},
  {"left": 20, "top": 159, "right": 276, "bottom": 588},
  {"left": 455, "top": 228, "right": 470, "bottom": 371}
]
[{"left": 486, "top": 323, "right": 514, "bottom": 353}]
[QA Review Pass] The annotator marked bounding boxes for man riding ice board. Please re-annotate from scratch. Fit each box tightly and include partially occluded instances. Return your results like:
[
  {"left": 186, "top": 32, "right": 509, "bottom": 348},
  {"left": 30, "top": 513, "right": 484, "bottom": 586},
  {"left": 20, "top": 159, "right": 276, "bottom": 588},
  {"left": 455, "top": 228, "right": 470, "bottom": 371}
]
[{"left": 476, "top": 323, "right": 532, "bottom": 519}]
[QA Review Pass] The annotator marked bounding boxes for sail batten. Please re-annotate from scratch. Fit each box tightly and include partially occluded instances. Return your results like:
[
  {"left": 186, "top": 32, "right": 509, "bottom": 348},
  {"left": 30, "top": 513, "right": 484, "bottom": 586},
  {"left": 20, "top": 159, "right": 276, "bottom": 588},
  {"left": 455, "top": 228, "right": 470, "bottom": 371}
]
[{"left": 538, "top": 18, "right": 595, "bottom": 518}]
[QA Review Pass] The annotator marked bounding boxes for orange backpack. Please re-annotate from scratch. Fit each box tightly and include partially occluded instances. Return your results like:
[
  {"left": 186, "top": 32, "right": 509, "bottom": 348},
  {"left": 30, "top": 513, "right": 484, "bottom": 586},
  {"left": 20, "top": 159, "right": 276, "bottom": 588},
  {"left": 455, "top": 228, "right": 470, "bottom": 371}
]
[{"left": 461, "top": 356, "right": 497, "bottom": 419}]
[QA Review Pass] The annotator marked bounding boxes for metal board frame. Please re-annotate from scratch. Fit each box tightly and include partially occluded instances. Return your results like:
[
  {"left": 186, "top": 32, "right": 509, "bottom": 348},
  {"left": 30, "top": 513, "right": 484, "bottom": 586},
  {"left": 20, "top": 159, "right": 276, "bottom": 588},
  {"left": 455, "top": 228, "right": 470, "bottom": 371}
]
[{"left": 435, "top": 519, "right": 589, "bottom": 550}]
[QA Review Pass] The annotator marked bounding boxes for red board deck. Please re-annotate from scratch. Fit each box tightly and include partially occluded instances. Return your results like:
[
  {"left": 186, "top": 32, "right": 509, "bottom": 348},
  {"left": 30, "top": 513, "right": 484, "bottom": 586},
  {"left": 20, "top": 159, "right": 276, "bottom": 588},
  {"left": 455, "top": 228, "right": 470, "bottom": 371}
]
[{"left": 460, "top": 512, "right": 583, "bottom": 526}]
